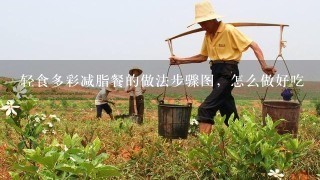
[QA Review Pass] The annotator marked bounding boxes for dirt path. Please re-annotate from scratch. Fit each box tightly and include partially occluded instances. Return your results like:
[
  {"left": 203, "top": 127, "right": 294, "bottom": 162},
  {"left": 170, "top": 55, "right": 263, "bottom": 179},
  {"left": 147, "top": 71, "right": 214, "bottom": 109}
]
[{"left": 0, "top": 144, "right": 10, "bottom": 180}]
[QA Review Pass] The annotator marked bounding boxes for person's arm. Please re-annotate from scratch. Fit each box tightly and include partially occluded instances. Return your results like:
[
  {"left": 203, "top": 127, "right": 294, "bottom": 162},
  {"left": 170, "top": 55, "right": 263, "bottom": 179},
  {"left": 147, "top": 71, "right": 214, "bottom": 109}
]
[
  {"left": 105, "top": 97, "right": 115, "bottom": 105},
  {"left": 249, "top": 41, "right": 277, "bottom": 77},
  {"left": 125, "top": 78, "right": 136, "bottom": 93},
  {"left": 141, "top": 82, "right": 146, "bottom": 93},
  {"left": 169, "top": 54, "right": 208, "bottom": 65},
  {"left": 107, "top": 100, "right": 115, "bottom": 105},
  {"left": 103, "top": 92, "right": 115, "bottom": 105},
  {"left": 126, "top": 86, "right": 135, "bottom": 93}
]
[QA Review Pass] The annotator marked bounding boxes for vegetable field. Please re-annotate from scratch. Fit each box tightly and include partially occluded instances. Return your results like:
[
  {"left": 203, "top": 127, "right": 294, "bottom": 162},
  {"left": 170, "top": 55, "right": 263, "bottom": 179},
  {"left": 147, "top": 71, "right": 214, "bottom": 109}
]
[{"left": 0, "top": 80, "right": 319, "bottom": 179}]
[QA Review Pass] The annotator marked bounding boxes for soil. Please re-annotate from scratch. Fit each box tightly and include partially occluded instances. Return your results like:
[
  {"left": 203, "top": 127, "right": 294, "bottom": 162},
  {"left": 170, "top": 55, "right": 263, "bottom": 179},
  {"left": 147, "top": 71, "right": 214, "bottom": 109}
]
[
  {"left": 290, "top": 171, "right": 317, "bottom": 180},
  {"left": 0, "top": 144, "right": 10, "bottom": 180}
]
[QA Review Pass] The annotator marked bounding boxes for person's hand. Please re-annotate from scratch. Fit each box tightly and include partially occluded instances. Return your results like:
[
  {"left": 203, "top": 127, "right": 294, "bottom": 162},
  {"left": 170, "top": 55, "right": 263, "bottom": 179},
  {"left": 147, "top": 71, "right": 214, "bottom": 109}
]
[
  {"left": 262, "top": 66, "right": 277, "bottom": 77},
  {"left": 169, "top": 56, "right": 181, "bottom": 65},
  {"left": 142, "top": 88, "right": 146, "bottom": 93}
]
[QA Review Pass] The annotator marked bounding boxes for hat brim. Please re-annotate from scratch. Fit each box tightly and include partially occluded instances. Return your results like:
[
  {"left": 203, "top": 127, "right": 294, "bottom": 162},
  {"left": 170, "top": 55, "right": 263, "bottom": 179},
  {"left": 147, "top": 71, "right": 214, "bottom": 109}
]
[
  {"left": 187, "top": 14, "right": 223, "bottom": 28},
  {"left": 129, "top": 68, "right": 143, "bottom": 76}
]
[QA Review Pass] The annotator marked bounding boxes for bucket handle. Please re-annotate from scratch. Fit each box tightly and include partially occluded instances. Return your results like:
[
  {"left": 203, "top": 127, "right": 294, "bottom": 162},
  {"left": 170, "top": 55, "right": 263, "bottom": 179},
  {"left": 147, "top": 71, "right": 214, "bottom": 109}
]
[
  {"left": 157, "top": 64, "right": 191, "bottom": 104},
  {"left": 261, "top": 55, "right": 305, "bottom": 105},
  {"left": 157, "top": 40, "right": 191, "bottom": 104},
  {"left": 260, "top": 25, "right": 306, "bottom": 105}
]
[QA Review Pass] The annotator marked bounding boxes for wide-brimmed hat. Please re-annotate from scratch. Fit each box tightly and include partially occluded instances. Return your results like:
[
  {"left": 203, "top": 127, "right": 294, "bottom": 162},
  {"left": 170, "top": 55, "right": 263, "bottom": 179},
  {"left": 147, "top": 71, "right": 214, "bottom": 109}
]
[
  {"left": 188, "top": 1, "right": 223, "bottom": 28},
  {"left": 105, "top": 83, "right": 116, "bottom": 92},
  {"left": 129, "top": 67, "right": 143, "bottom": 77}
]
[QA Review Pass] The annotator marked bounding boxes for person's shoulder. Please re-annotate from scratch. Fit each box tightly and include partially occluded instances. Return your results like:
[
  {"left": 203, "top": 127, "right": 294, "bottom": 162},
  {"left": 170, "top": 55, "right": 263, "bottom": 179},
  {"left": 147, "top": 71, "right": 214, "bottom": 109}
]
[{"left": 224, "top": 23, "right": 236, "bottom": 32}]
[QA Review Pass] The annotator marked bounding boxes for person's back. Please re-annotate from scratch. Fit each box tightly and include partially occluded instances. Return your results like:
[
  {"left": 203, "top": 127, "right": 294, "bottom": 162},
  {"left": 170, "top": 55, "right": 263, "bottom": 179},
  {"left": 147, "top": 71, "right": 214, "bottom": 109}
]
[{"left": 95, "top": 88, "right": 108, "bottom": 105}]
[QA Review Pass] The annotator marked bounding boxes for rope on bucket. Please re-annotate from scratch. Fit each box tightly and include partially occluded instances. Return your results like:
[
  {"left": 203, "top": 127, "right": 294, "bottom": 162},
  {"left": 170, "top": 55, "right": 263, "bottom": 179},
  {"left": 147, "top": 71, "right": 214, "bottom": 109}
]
[
  {"left": 157, "top": 40, "right": 191, "bottom": 105},
  {"left": 260, "top": 25, "right": 306, "bottom": 105}
]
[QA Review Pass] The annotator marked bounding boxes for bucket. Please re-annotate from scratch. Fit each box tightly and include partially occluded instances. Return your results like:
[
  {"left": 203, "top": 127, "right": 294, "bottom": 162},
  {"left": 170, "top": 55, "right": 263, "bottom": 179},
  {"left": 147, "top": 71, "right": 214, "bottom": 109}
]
[
  {"left": 157, "top": 65, "right": 192, "bottom": 139},
  {"left": 158, "top": 101, "right": 192, "bottom": 139},
  {"left": 262, "top": 100, "right": 300, "bottom": 137}
]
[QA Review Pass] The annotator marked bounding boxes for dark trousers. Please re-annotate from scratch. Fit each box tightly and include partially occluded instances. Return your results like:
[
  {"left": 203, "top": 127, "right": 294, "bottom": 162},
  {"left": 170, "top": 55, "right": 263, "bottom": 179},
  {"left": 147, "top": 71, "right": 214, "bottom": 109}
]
[
  {"left": 197, "top": 63, "right": 240, "bottom": 126},
  {"left": 96, "top": 103, "right": 112, "bottom": 118},
  {"left": 129, "top": 95, "right": 144, "bottom": 122}
]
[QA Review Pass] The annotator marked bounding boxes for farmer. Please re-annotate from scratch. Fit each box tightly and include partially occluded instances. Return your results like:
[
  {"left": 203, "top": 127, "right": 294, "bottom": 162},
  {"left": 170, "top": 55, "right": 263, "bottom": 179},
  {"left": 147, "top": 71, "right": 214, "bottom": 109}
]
[
  {"left": 95, "top": 83, "right": 116, "bottom": 120},
  {"left": 169, "top": 0, "right": 277, "bottom": 134},
  {"left": 125, "top": 67, "right": 146, "bottom": 124}
]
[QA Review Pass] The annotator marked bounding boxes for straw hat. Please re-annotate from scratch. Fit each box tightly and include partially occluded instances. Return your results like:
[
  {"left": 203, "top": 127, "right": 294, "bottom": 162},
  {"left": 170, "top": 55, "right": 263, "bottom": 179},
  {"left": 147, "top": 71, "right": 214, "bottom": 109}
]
[
  {"left": 129, "top": 67, "right": 143, "bottom": 77},
  {"left": 188, "top": 0, "right": 223, "bottom": 28},
  {"left": 105, "top": 83, "right": 116, "bottom": 92}
]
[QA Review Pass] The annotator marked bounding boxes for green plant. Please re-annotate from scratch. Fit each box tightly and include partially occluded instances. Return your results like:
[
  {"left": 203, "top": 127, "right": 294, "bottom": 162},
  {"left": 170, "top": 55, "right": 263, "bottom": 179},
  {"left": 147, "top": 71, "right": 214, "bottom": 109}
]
[
  {"left": 49, "top": 100, "right": 60, "bottom": 110},
  {"left": 61, "top": 99, "right": 69, "bottom": 109},
  {"left": 189, "top": 118, "right": 199, "bottom": 136},
  {"left": 10, "top": 134, "right": 120, "bottom": 179},
  {"left": 187, "top": 113, "right": 312, "bottom": 179},
  {"left": 109, "top": 119, "right": 134, "bottom": 136},
  {"left": 0, "top": 80, "right": 120, "bottom": 179},
  {"left": 0, "top": 81, "right": 53, "bottom": 150}
]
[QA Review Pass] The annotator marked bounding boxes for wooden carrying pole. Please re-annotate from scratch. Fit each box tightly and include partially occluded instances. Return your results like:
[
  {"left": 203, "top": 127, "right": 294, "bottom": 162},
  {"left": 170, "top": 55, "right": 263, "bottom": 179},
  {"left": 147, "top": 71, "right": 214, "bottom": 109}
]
[{"left": 165, "top": 22, "right": 289, "bottom": 41}]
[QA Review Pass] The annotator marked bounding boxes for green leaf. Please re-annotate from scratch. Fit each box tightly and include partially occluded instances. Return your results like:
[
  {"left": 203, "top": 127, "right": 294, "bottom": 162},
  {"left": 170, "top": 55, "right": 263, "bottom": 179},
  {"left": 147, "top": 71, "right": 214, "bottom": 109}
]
[
  {"left": 69, "top": 154, "right": 85, "bottom": 163},
  {"left": 23, "top": 149, "right": 36, "bottom": 156},
  {"left": 27, "top": 136, "right": 37, "bottom": 142},
  {"left": 64, "top": 133, "right": 82, "bottom": 148},
  {"left": 227, "top": 148, "right": 240, "bottom": 161},
  {"left": 253, "top": 154, "right": 262, "bottom": 164},
  {"left": 71, "top": 134, "right": 82, "bottom": 146},
  {"left": 9, "top": 171, "right": 20, "bottom": 180},
  {"left": 95, "top": 165, "right": 120, "bottom": 177},
  {"left": 5, "top": 118, "right": 23, "bottom": 134},
  {"left": 297, "top": 141, "right": 312, "bottom": 152},
  {"left": 50, "top": 139, "right": 60, "bottom": 147},
  {"left": 18, "top": 141, "right": 26, "bottom": 150},
  {"left": 20, "top": 98, "right": 37, "bottom": 113},
  {"left": 272, "top": 119, "right": 284, "bottom": 129},
  {"left": 92, "top": 153, "right": 109, "bottom": 165},
  {"left": 210, "top": 167, "right": 224, "bottom": 174},
  {"left": 91, "top": 137, "right": 101, "bottom": 155},
  {"left": 80, "top": 162, "right": 95, "bottom": 174},
  {"left": 67, "top": 148, "right": 84, "bottom": 155},
  {"left": 43, "top": 154, "right": 60, "bottom": 169},
  {"left": 209, "top": 133, "right": 216, "bottom": 145},
  {"left": 63, "top": 134, "right": 72, "bottom": 147},
  {"left": 30, "top": 151, "right": 61, "bottom": 170},
  {"left": 37, "top": 170, "right": 56, "bottom": 180},
  {"left": 34, "top": 125, "right": 43, "bottom": 136},
  {"left": 56, "top": 164, "right": 78, "bottom": 174},
  {"left": 13, "top": 164, "right": 38, "bottom": 174},
  {"left": 287, "top": 139, "right": 299, "bottom": 151},
  {"left": 248, "top": 133, "right": 254, "bottom": 144},
  {"left": 199, "top": 134, "right": 208, "bottom": 146}
]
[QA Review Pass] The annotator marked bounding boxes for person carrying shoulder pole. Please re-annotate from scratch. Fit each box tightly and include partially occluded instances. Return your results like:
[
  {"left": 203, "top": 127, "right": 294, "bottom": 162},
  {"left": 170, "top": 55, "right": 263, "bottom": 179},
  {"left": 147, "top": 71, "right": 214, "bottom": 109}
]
[{"left": 169, "top": 0, "right": 277, "bottom": 134}]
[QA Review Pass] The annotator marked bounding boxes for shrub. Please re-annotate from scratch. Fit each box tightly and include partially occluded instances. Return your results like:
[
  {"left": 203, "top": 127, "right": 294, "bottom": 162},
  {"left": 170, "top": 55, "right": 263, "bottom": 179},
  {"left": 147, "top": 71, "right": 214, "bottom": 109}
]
[
  {"left": 11, "top": 134, "right": 120, "bottom": 179},
  {"left": 0, "top": 80, "right": 120, "bottom": 179},
  {"left": 187, "top": 114, "right": 312, "bottom": 179}
]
